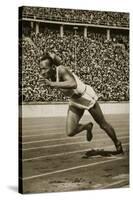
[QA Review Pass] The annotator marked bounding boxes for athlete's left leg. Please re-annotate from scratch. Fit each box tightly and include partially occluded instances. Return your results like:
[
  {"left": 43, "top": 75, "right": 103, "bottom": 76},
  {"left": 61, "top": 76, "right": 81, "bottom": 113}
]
[
  {"left": 66, "top": 105, "right": 93, "bottom": 140},
  {"left": 88, "top": 101, "right": 123, "bottom": 153}
]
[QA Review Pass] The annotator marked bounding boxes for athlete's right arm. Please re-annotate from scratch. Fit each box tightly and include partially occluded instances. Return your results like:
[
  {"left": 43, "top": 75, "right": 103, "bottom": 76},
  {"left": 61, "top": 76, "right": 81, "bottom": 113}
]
[{"left": 46, "top": 66, "right": 77, "bottom": 89}]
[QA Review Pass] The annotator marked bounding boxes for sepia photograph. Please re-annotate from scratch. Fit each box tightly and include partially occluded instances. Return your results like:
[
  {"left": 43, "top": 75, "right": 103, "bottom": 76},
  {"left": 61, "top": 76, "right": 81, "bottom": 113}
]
[{"left": 19, "top": 6, "right": 129, "bottom": 194}]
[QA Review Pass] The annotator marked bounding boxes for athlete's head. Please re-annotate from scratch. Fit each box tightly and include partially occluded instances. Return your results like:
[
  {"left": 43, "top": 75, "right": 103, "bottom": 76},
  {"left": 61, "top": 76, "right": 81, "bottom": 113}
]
[
  {"left": 40, "top": 53, "right": 61, "bottom": 80},
  {"left": 40, "top": 54, "right": 53, "bottom": 77}
]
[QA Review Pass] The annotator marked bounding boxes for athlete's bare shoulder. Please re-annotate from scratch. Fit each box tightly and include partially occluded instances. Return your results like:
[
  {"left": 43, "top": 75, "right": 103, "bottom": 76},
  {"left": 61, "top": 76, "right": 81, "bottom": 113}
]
[
  {"left": 58, "top": 65, "right": 71, "bottom": 75},
  {"left": 58, "top": 65, "right": 74, "bottom": 81}
]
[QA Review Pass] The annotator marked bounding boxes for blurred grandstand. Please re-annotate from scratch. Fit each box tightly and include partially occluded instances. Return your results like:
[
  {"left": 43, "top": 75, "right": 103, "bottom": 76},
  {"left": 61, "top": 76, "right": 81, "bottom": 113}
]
[{"left": 19, "top": 6, "right": 129, "bottom": 103}]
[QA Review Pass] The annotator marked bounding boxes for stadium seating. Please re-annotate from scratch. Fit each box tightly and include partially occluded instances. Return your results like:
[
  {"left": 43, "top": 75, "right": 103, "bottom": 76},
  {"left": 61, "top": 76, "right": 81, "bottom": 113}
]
[
  {"left": 21, "top": 28, "right": 129, "bottom": 102},
  {"left": 22, "top": 7, "right": 129, "bottom": 27}
]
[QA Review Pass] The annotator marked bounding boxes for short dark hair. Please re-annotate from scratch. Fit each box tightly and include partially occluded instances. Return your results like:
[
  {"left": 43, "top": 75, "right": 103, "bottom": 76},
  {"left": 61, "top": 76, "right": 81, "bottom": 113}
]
[
  {"left": 40, "top": 52, "right": 61, "bottom": 66},
  {"left": 40, "top": 53, "right": 53, "bottom": 65}
]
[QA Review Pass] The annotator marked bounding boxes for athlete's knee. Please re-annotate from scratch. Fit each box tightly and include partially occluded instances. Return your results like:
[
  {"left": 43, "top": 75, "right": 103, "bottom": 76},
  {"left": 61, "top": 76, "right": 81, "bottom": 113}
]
[{"left": 66, "top": 128, "right": 76, "bottom": 137}]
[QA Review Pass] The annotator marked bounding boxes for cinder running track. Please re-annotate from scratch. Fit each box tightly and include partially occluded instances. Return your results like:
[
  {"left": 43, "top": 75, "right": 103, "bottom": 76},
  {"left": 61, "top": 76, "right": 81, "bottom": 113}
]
[{"left": 20, "top": 113, "right": 129, "bottom": 193}]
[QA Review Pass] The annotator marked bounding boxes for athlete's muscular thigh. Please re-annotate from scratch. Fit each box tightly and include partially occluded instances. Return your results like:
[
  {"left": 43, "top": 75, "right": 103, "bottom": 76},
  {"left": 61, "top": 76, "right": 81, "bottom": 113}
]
[
  {"left": 66, "top": 105, "right": 84, "bottom": 136},
  {"left": 89, "top": 101, "right": 106, "bottom": 125}
]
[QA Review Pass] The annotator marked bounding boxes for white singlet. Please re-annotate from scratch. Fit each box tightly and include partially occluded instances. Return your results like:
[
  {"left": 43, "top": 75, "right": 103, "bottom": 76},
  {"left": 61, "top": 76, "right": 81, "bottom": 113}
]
[{"left": 56, "top": 66, "right": 98, "bottom": 110}]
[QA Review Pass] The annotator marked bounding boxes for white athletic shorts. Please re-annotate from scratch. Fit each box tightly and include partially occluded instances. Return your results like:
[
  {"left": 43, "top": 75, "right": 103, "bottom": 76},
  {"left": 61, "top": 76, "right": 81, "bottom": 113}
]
[{"left": 69, "top": 85, "right": 98, "bottom": 110}]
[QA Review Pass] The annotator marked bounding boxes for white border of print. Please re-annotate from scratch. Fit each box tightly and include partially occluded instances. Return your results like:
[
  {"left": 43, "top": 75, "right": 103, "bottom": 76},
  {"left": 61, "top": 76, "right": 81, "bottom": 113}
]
[{"left": 0, "top": 0, "right": 132, "bottom": 200}]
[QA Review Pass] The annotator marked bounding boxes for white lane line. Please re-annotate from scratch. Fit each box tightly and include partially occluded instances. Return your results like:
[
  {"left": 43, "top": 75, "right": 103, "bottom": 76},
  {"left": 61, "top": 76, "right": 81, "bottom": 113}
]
[
  {"left": 22, "top": 143, "right": 128, "bottom": 162},
  {"left": 22, "top": 120, "right": 128, "bottom": 129},
  {"left": 22, "top": 135, "right": 129, "bottom": 151},
  {"left": 21, "top": 126, "right": 129, "bottom": 138},
  {"left": 22, "top": 141, "right": 86, "bottom": 150},
  {"left": 22, "top": 156, "right": 126, "bottom": 181},
  {"left": 121, "top": 185, "right": 129, "bottom": 188},
  {"left": 101, "top": 179, "right": 129, "bottom": 189},
  {"left": 22, "top": 136, "right": 83, "bottom": 144},
  {"left": 22, "top": 132, "right": 128, "bottom": 145},
  {"left": 23, "top": 149, "right": 90, "bottom": 162},
  {"left": 21, "top": 127, "right": 64, "bottom": 133},
  {"left": 112, "top": 173, "right": 129, "bottom": 180},
  {"left": 21, "top": 132, "right": 63, "bottom": 137}
]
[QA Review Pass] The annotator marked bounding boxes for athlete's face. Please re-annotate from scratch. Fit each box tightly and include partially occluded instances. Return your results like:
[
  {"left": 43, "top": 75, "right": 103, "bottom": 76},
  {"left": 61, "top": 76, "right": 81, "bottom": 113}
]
[{"left": 40, "top": 59, "right": 51, "bottom": 78}]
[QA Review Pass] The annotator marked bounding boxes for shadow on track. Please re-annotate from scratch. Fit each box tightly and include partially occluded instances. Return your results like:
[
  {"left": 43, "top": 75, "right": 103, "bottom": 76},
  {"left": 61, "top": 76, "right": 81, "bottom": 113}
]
[{"left": 82, "top": 149, "right": 123, "bottom": 159}]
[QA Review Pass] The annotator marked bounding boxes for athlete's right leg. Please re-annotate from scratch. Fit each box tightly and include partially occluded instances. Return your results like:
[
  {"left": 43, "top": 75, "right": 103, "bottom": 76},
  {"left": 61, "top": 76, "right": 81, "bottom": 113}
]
[
  {"left": 66, "top": 105, "right": 93, "bottom": 140},
  {"left": 88, "top": 101, "right": 123, "bottom": 153}
]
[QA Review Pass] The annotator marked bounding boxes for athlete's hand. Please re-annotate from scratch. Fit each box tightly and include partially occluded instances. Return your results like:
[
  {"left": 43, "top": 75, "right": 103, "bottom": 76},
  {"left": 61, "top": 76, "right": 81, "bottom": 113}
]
[
  {"left": 38, "top": 77, "right": 45, "bottom": 85},
  {"left": 44, "top": 79, "right": 53, "bottom": 87},
  {"left": 38, "top": 77, "right": 53, "bottom": 87}
]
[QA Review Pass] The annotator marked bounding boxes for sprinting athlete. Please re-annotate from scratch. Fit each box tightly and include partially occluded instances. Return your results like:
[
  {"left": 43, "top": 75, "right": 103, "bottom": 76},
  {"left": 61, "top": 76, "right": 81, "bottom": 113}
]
[{"left": 39, "top": 52, "right": 123, "bottom": 154}]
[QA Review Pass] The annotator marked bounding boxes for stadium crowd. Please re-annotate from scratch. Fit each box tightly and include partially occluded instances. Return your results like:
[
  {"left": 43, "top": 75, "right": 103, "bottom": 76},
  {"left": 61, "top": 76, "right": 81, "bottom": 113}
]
[
  {"left": 20, "top": 27, "right": 129, "bottom": 102},
  {"left": 22, "top": 7, "right": 129, "bottom": 28}
]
